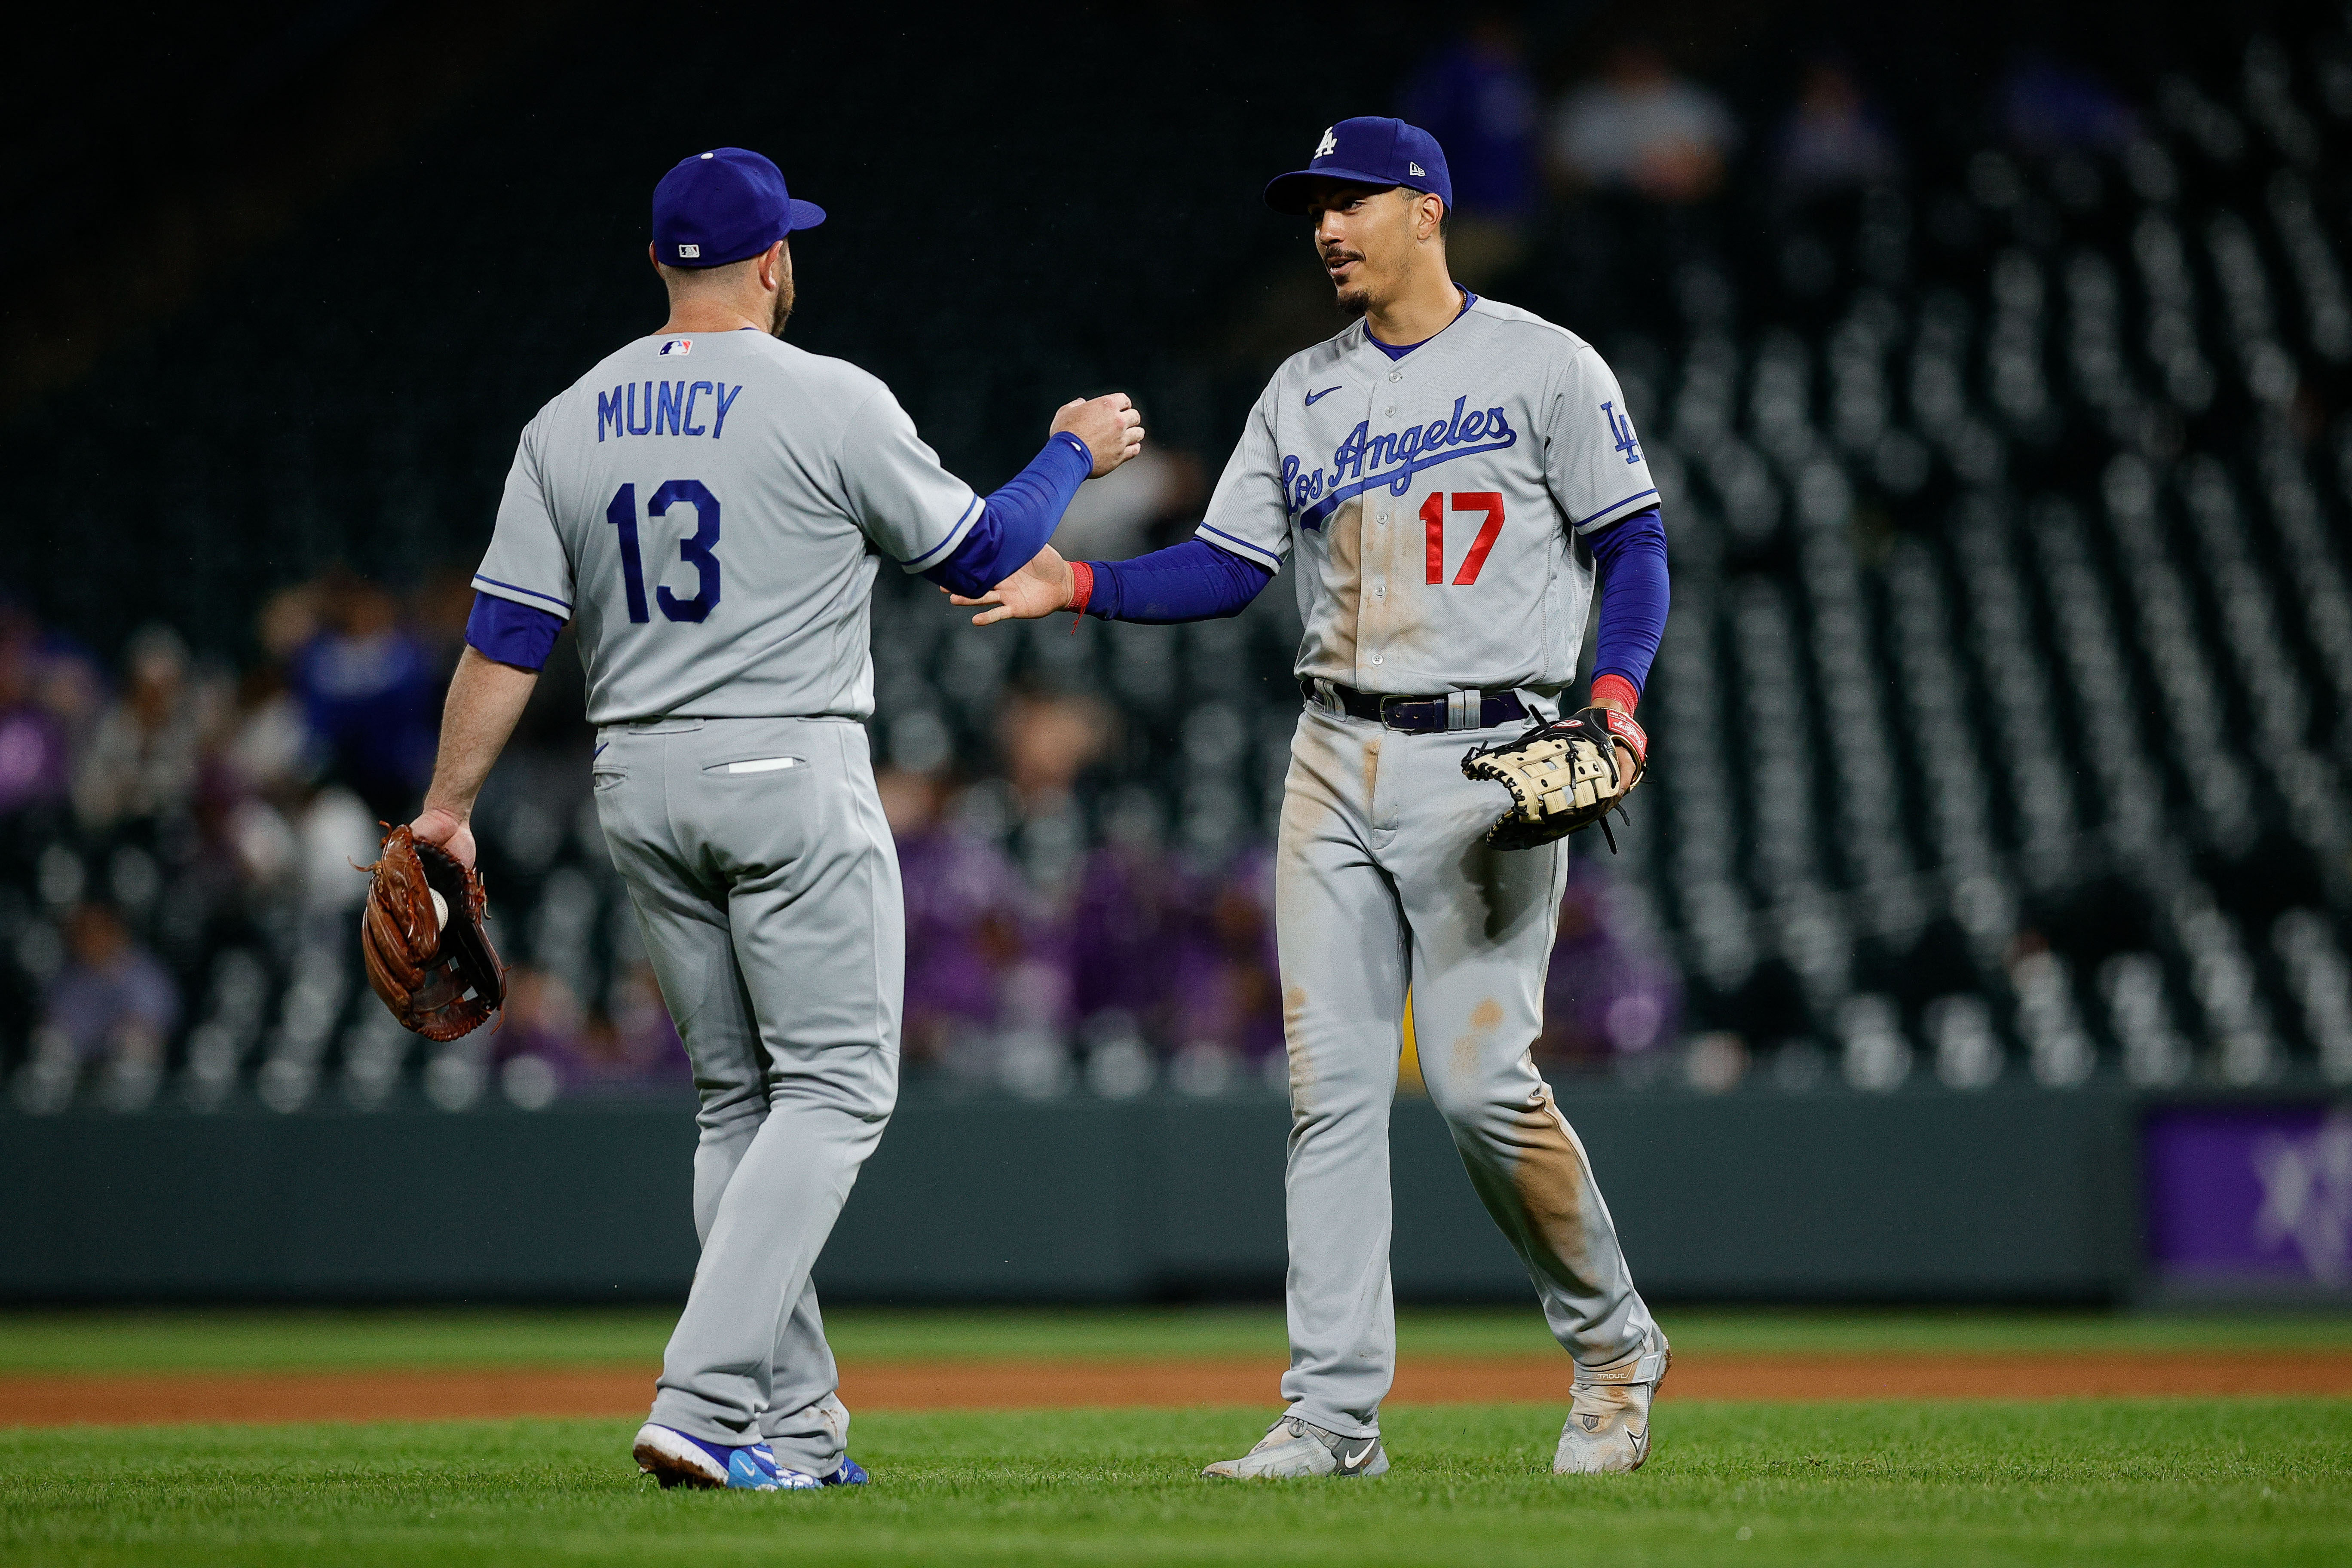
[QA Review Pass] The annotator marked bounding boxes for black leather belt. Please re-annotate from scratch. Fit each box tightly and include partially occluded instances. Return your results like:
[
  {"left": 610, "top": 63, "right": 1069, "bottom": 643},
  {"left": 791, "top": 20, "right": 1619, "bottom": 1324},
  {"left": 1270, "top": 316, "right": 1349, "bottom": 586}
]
[{"left": 1301, "top": 678, "right": 1528, "bottom": 734}]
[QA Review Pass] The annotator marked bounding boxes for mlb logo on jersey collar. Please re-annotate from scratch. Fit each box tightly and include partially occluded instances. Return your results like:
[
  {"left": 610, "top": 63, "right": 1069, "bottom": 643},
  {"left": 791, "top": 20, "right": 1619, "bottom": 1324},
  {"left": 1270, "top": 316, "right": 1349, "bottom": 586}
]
[{"left": 660, "top": 339, "right": 693, "bottom": 356}]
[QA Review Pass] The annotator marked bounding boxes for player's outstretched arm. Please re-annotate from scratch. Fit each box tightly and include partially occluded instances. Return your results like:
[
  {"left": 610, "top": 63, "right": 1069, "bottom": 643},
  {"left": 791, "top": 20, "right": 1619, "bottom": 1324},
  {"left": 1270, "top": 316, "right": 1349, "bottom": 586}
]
[
  {"left": 410, "top": 647, "right": 540, "bottom": 870},
  {"left": 952, "top": 537, "right": 1274, "bottom": 627},
  {"left": 955, "top": 544, "right": 1078, "bottom": 625}
]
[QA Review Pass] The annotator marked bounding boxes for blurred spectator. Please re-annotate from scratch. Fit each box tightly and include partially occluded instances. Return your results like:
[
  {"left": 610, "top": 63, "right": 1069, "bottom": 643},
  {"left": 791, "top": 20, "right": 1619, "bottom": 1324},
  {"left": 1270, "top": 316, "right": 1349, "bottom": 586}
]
[
  {"left": 1774, "top": 58, "right": 1903, "bottom": 201},
  {"left": 1534, "top": 858, "right": 1680, "bottom": 1073},
  {"left": 72, "top": 624, "right": 208, "bottom": 833},
  {"left": 1050, "top": 446, "right": 1207, "bottom": 561},
  {"left": 1402, "top": 13, "right": 1541, "bottom": 281},
  {"left": 0, "top": 612, "right": 71, "bottom": 821},
  {"left": 880, "top": 766, "right": 1034, "bottom": 1072},
  {"left": 1065, "top": 806, "right": 1188, "bottom": 1043},
  {"left": 1170, "top": 848, "right": 1283, "bottom": 1062},
  {"left": 17, "top": 903, "right": 180, "bottom": 1112},
  {"left": 2000, "top": 52, "right": 2139, "bottom": 154},
  {"left": 584, "top": 962, "right": 692, "bottom": 1089},
  {"left": 1549, "top": 42, "right": 1738, "bottom": 203},
  {"left": 282, "top": 571, "right": 440, "bottom": 822},
  {"left": 999, "top": 690, "right": 1115, "bottom": 895}
]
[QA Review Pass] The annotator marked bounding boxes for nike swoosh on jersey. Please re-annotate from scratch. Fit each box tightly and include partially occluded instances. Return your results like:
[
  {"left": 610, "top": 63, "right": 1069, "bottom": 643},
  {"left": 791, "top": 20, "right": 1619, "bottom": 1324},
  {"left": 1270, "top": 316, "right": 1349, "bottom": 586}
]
[{"left": 1305, "top": 386, "right": 1344, "bottom": 405}]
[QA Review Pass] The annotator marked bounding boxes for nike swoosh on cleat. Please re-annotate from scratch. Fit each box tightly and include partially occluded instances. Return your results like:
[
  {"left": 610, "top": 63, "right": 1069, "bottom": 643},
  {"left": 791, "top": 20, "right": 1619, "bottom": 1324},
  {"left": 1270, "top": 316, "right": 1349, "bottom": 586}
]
[
  {"left": 1344, "top": 1442, "right": 1376, "bottom": 1468},
  {"left": 1305, "top": 386, "right": 1343, "bottom": 405}
]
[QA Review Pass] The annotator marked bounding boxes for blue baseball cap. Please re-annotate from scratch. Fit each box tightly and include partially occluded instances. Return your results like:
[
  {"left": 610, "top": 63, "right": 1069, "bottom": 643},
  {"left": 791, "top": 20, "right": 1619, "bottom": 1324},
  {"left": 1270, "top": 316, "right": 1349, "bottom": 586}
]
[
  {"left": 1263, "top": 117, "right": 1452, "bottom": 214},
  {"left": 652, "top": 148, "right": 826, "bottom": 269}
]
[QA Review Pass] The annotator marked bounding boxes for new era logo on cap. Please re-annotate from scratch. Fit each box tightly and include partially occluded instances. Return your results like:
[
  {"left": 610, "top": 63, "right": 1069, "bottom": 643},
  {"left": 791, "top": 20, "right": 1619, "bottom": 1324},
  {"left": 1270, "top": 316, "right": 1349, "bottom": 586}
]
[{"left": 1266, "top": 116, "right": 1453, "bottom": 215}]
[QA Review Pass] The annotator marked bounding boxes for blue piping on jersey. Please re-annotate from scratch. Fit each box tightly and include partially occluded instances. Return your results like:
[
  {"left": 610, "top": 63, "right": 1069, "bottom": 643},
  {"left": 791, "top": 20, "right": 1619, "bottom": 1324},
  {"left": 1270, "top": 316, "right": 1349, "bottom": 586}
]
[
  {"left": 1572, "top": 486, "right": 1659, "bottom": 532},
  {"left": 473, "top": 573, "right": 573, "bottom": 613},
  {"left": 1198, "top": 521, "right": 1282, "bottom": 569},
  {"left": 918, "top": 432, "right": 1093, "bottom": 596},
  {"left": 900, "top": 493, "right": 985, "bottom": 573},
  {"left": 1294, "top": 435, "right": 1518, "bottom": 531}
]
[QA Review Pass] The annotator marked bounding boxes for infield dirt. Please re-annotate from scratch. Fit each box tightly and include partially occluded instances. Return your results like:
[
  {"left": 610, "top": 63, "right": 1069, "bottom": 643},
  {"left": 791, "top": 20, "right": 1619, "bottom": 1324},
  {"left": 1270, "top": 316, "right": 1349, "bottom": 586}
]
[{"left": 8, "top": 1349, "right": 2352, "bottom": 1427}]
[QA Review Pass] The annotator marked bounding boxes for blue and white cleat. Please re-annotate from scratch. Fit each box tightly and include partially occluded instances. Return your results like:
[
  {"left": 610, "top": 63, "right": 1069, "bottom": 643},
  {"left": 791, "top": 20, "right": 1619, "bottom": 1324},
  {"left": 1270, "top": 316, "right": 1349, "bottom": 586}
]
[
  {"left": 821, "top": 1457, "right": 869, "bottom": 1485},
  {"left": 633, "top": 1423, "right": 824, "bottom": 1491}
]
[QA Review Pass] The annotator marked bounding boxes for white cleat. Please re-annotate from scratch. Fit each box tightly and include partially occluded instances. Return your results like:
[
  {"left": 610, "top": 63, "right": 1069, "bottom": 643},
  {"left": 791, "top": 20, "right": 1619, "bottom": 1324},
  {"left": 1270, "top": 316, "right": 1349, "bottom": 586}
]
[
  {"left": 1203, "top": 1415, "right": 1389, "bottom": 1479},
  {"left": 1553, "top": 1336, "right": 1670, "bottom": 1475}
]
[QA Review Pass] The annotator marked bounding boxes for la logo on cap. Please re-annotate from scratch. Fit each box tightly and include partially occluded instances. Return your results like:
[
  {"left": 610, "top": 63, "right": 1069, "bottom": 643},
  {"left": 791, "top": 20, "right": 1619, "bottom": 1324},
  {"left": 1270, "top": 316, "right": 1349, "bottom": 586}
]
[{"left": 1315, "top": 126, "right": 1337, "bottom": 158}]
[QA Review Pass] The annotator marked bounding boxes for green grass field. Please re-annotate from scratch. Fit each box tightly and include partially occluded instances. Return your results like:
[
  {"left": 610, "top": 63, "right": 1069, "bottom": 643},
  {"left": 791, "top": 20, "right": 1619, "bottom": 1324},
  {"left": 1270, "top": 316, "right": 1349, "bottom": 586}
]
[
  {"left": 8, "top": 1303, "right": 2352, "bottom": 1371},
  {"left": 4, "top": 1308, "right": 2351, "bottom": 1566}
]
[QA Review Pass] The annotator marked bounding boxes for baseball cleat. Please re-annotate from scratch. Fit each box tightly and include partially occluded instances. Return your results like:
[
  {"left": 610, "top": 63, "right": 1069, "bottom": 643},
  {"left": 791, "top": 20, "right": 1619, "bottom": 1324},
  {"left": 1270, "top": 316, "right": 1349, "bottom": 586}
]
[
  {"left": 821, "top": 1457, "right": 870, "bottom": 1485},
  {"left": 1553, "top": 1336, "right": 1671, "bottom": 1475},
  {"left": 632, "top": 1422, "right": 823, "bottom": 1491},
  {"left": 1203, "top": 1415, "right": 1389, "bottom": 1479}
]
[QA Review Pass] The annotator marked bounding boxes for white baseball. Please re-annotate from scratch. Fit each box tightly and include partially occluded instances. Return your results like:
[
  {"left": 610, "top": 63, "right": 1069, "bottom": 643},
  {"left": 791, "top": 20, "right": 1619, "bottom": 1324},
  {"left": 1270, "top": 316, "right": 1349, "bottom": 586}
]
[{"left": 430, "top": 889, "right": 449, "bottom": 931}]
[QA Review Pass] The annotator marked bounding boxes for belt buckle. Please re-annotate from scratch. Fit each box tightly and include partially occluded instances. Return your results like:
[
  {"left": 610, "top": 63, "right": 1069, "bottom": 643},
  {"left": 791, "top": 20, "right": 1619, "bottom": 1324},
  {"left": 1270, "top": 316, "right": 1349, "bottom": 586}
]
[{"left": 1375, "top": 695, "right": 1415, "bottom": 730}]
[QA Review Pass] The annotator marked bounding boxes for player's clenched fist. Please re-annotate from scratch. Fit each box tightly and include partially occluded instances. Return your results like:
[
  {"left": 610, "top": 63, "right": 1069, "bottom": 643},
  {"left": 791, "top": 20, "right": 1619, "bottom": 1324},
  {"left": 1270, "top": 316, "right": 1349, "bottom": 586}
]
[{"left": 1051, "top": 393, "right": 1145, "bottom": 477}]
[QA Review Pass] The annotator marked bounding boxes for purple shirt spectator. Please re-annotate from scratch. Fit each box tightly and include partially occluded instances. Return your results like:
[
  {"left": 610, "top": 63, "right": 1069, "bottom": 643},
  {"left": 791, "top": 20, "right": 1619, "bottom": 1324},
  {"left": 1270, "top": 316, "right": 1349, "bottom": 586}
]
[
  {"left": 1170, "top": 848, "right": 1283, "bottom": 1060},
  {"left": 43, "top": 905, "right": 179, "bottom": 1060},
  {"left": 895, "top": 814, "right": 1033, "bottom": 1061},
  {"left": 1065, "top": 840, "right": 1188, "bottom": 1036},
  {"left": 1536, "top": 858, "right": 1681, "bottom": 1070}
]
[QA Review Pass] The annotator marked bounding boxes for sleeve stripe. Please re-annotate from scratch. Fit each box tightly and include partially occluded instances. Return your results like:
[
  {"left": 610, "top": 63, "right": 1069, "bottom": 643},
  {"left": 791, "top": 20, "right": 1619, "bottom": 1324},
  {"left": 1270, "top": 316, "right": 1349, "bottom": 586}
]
[
  {"left": 1571, "top": 487, "right": 1659, "bottom": 533},
  {"left": 472, "top": 574, "right": 573, "bottom": 613},
  {"left": 1197, "top": 522, "right": 1283, "bottom": 568},
  {"left": 898, "top": 493, "right": 984, "bottom": 572}
]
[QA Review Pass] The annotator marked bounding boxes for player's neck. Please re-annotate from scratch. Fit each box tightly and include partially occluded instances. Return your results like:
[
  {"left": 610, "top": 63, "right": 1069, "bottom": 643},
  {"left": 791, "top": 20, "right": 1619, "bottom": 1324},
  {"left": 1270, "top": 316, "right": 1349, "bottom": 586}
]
[
  {"left": 661, "top": 299, "right": 767, "bottom": 335},
  {"left": 1364, "top": 263, "right": 1463, "bottom": 348}
]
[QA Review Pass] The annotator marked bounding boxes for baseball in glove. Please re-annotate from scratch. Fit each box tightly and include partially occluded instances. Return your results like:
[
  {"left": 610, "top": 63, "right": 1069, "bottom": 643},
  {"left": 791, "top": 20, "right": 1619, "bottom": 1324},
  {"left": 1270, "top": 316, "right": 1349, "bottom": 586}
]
[
  {"left": 359, "top": 824, "right": 506, "bottom": 1041},
  {"left": 1460, "top": 706, "right": 1648, "bottom": 853}
]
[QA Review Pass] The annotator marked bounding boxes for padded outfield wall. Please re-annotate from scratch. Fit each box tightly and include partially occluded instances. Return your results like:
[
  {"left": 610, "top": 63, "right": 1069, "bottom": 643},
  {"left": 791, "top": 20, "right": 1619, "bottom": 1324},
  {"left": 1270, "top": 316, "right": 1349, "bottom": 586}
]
[{"left": 0, "top": 1088, "right": 2343, "bottom": 1304}]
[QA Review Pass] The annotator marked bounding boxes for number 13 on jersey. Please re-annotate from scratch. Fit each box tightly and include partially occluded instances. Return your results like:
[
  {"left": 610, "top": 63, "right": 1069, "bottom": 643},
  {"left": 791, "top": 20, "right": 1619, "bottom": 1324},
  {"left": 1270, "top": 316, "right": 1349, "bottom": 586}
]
[
  {"left": 606, "top": 480, "right": 723, "bottom": 624},
  {"left": 1421, "top": 491, "right": 1504, "bottom": 585}
]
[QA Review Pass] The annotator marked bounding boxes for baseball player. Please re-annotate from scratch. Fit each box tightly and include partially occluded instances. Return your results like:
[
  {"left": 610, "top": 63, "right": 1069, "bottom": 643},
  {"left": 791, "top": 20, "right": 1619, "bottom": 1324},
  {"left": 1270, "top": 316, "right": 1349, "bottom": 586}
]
[
  {"left": 403, "top": 147, "right": 1142, "bottom": 1490},
  {"left": 956, "top": 118, "right": 1674, "bottom": 1477}
]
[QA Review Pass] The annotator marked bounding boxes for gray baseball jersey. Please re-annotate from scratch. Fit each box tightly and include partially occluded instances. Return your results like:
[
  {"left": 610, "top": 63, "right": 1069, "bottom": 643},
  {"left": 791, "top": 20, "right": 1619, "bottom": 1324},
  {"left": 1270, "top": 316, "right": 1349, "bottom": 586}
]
[
  {"left": 1195, "top": 294, "right": 1655, "bottom": 695},
  {"left": 1199, "top": 292, "right": 1668, "bottom": 1449},
  {"left": 475, "top": 329, "right": 980, "bottom": 724}
]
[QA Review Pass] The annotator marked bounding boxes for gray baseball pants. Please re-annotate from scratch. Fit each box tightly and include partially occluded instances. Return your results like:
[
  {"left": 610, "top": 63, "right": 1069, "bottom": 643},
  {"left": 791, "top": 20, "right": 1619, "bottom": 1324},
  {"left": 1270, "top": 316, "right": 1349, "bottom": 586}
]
[
  {"left": 591, "top": 715, "right": 900, "bottom": 1474},
  {"left": 1274, "top": 698, "right": 1663, "bottom": 1440}
]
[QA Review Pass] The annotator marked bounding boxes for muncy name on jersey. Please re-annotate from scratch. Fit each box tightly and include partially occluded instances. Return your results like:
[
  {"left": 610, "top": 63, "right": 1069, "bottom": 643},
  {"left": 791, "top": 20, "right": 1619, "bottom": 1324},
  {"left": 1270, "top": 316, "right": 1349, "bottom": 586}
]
[
  {"left": 1284, "top": 395, "right": 1517, "bottom": 531},
  {"left": 596, "top": 380, "right": 745, "bottom": 442}
]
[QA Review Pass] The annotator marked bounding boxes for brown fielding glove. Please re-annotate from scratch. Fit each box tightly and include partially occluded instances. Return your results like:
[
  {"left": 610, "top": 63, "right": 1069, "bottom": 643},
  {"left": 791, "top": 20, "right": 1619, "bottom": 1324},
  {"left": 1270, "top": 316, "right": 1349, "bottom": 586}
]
[
  {"left": 1460, "top": 706, "right": 1648, "bottom": 853},
  {"left": 359, "top": 824, "right": 506, "bottom": 1041}
]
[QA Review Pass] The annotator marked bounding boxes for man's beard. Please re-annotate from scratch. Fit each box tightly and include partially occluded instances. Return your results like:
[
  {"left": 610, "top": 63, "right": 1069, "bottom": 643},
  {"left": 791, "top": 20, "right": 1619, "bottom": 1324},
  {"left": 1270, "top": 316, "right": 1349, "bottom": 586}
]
[
  {"left": 769, "top": 278, "right": 796, "bottom": 338},
  {"left": 1335, "top": 287, "right": 1369, "bottom": 319}
]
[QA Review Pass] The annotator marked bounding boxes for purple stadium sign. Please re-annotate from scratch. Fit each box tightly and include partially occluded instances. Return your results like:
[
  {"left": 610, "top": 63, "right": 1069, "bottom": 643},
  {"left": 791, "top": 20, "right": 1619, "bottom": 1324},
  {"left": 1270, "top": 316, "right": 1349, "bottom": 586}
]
[{"left": 2144, "top": 1104, "right": 2352, "bottom": 1291}]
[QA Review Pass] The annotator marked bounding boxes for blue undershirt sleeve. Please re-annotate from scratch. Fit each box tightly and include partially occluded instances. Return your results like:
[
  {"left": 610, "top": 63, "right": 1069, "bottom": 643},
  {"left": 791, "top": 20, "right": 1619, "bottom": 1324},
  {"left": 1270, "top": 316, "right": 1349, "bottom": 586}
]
[
  {"left": 920, "top": 432, "right": 1093, "bottom": 597},
  {"left": 1085, "top": 537, "right": 1274, "bottom": 623},
  {"left": 465, "top": 591, "right": 565, "bottom": 672},
  {"left": 1587, "top": 505, "right": 1669, "bottom": 696}
]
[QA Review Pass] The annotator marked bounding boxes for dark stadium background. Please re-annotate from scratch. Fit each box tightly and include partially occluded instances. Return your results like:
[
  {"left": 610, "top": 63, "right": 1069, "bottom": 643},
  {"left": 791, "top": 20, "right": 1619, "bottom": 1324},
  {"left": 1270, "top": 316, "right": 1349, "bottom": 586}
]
[{"left": 3, "top": 0, "right": 2349, "bottom": 1306}]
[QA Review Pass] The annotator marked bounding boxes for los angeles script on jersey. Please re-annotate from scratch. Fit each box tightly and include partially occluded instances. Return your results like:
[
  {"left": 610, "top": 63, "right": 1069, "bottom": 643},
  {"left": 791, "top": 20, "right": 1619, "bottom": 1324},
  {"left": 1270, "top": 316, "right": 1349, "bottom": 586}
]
[
  {"left": 596, "top": 381, "right": 744, "bottom": 441},
  {"left": 1283, "top": 395, "right": 1516, "bottom": 531}
]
